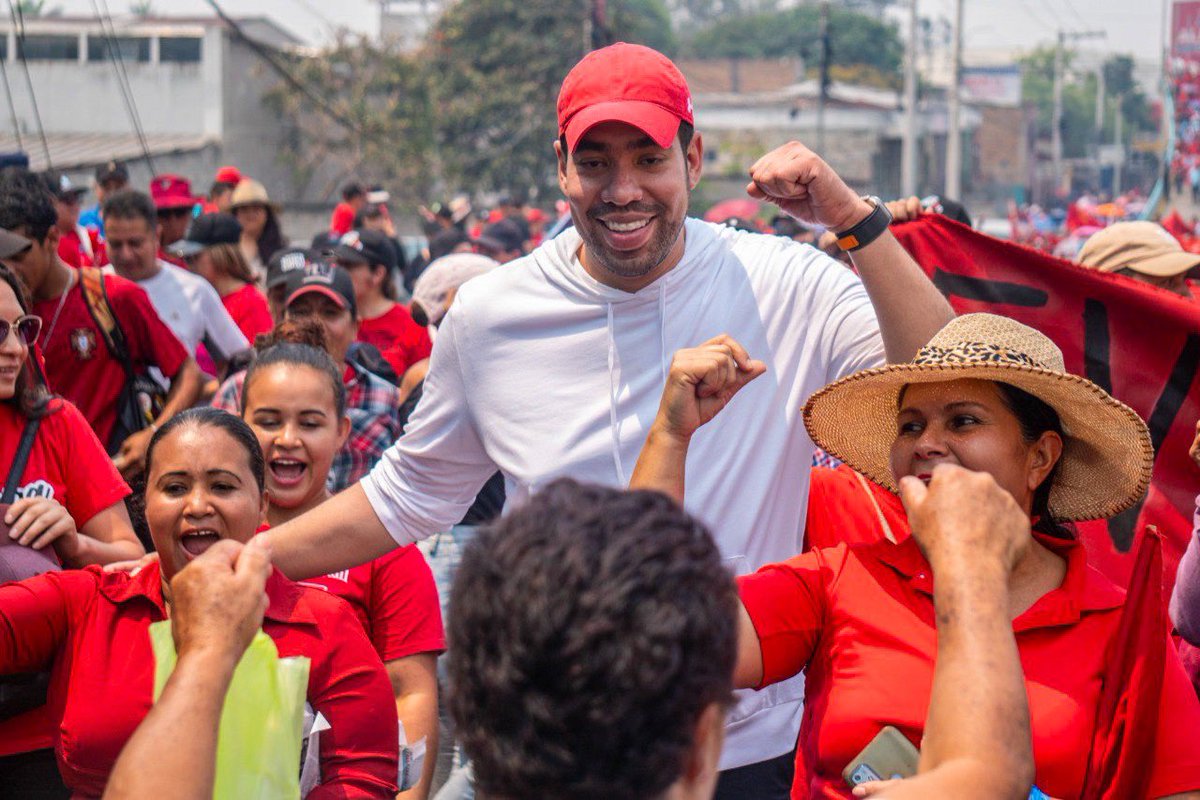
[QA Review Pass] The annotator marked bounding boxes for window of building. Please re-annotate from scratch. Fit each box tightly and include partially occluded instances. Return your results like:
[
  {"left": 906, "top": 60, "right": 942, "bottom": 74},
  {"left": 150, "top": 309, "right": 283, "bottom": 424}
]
[
  {"left": 87, "top": 36, "right": 150, "bottom": 63},
  {"left": 159, "top": 37, "right": 202, "bottom": 64},
  {"left": 18, "top": 35, "right": 79, "bottom": 61}
]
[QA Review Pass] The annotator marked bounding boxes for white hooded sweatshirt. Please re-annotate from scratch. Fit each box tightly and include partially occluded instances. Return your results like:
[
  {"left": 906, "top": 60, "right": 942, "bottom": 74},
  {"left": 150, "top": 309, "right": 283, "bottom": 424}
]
[{"left": 362, "top": 217, "right": 885, "bottom": 769}]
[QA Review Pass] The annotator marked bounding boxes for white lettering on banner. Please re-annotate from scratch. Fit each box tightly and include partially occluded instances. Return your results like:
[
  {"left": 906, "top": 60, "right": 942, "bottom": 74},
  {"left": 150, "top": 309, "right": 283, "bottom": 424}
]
[{"left": 14, "top": 480, "right": 55, "bottom": 500}]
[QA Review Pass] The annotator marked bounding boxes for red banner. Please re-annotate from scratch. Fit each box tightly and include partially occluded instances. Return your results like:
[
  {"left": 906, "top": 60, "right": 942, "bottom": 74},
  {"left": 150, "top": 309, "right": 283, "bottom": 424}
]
[
  {"left": 1175, "top": 1, "right": 1200, "bottom": 61},
  {"left": 893, "top": 215, "right": 1200, "bottom": 592}
]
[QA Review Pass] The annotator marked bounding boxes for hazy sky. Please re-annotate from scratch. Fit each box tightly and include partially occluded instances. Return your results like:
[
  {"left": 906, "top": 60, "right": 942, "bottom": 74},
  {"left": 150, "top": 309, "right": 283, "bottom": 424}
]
[{"left": 54, "top": 0, "right": 1167, "bottom": 64}]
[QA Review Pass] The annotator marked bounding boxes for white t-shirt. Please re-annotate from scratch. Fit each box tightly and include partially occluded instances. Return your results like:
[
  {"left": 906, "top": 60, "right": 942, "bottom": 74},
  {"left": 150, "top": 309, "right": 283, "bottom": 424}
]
[
  {"left": 123, "top": 260, "right": 249, "bottom": 362},
  {"left": 362, "top": 218, "right": 886, "bottom": 769}
]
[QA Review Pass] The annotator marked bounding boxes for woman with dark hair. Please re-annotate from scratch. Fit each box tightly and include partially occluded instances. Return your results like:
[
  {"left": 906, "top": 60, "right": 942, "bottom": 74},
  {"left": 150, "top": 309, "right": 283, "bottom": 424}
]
[
  {"left": 0, "top": 407, "right": 399, "bottom": 798},
  {"left": 632, "top": 314, "right": 1200, "bottom": 799},
  {"left": 0, "top": 262, "right": 143, "bottom": 567},
  {"left": 230, "top": 180, "right": 286, "bottom": 277},
  {"left": 241, "top": 320, "right": 443, "bottom": 799},
  {"left": 0, "top": 262, "right": 145, "bottom": 796}
]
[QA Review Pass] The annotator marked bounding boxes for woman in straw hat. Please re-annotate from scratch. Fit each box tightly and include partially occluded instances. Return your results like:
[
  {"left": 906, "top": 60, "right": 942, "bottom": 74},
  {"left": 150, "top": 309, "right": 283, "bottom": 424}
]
[
  {"left": 230, "top": 178, "right": 287, "bottom": 277},
  {"left": 631, "top": 314, "right": 1200, "bottom": 799}
]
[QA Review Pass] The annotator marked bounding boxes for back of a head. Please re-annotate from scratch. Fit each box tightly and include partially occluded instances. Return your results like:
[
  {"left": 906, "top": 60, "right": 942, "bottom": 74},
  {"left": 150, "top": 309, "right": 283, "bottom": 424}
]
[
  {"left": 0, "top": 168, "right": 56, "bottom": 241},
  {"left": 448, "top": 479, "right": 738, "bottom": 800}
]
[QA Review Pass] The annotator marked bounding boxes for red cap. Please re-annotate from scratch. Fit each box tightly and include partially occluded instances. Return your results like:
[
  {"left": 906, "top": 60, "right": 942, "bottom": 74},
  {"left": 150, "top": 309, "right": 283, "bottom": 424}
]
[
  {"left": 150, "top": 174, "right": 198, "bottom": 210},
  {"left": 214, "top": 165, "right": 243, "bottom": 185},
  {"left": 557, "top": 43, "right": 693, "bottom": 154}
]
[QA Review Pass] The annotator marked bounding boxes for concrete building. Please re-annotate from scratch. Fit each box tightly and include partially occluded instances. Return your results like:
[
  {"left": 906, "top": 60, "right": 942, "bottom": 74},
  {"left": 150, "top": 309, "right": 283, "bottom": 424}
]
[
  {"left": 0, "top": 15, "right": 309, "bottom": 208},
  {"left": 679, "top": 58, "right": 983, "bottom": 205}
]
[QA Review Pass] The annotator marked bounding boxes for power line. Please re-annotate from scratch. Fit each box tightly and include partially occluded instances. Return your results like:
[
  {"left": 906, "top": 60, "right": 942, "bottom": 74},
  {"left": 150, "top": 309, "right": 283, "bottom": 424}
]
[
  {"left": 0, "top": 40, "right": 23, "bottom": 150},
  {"left": 1016, "top": 0, "right": 1057, "bottom": 37},
  {"left": 90, "top": 0, "right": 156, "bottom": 172},
  {"left": 8, "top": 0, "right": 50, "bottom": 169},
  {"left": 200, "top": 0, "right": 367, "bottom": 140},
  {"left": 1056, "top": 0, "right": 1090, "bottom": 29}
]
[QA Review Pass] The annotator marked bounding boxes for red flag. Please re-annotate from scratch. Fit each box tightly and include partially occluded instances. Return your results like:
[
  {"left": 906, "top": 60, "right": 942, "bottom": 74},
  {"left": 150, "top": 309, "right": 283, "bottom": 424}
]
[
  {"left": 1080, "top": 528, "right": 1166, "bottom": 800},
  {"left": 893, "top": 215, "right": 1200, "bottom": 595}
]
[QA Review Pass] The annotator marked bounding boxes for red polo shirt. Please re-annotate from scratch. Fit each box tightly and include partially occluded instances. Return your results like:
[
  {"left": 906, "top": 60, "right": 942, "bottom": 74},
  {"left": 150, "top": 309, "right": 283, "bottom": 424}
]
[
  {"left": 31, "top": 271, "right": 188, "bottom": 450},
  {"left": 220, "top": 282, "right": 274, "bottom": 344},
  {"left": 299, "top": 544, "right": 445, "bottom": 663},
  {"left": 0, "top": 399, "right": 129, "bottom": 527},
  {"left": 738, "top": 535, "right": 1200, "bottom": 799},
  {"left": 0, "top": 562, "right": 398, "bottom": 798},
  {"left": 355, "top": 304, "right": 432, "bottom": 379}
]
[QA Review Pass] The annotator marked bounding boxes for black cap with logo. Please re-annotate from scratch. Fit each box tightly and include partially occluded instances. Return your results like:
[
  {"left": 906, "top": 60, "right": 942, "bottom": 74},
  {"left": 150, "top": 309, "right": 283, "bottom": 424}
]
[
  {"left": 166, "top": 213, "right": 242, "bottom": 258},
  {"left": 284, "top": 261, "right": 358, "bottom": 317},
  {"left": 331, "top": 228, "right": 398, "bottom": 273}
]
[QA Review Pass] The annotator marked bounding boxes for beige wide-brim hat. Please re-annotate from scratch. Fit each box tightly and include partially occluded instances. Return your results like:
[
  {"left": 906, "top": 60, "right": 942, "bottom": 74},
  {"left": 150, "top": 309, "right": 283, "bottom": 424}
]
[
  {"left": 229, "top": 178, "right": 278, "bottom": 211},
  {"left": 1078, "top": 220, "right": 1200, "bottom": 277},
  {"left": 803, "top": 313, "right": 1153, "bottom": 521}
]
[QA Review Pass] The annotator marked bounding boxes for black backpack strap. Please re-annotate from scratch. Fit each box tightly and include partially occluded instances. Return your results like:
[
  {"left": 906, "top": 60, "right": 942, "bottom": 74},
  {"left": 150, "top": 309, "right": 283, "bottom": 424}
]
[{"left": 2, "top": 416, "right": 42, "bottom": 503}]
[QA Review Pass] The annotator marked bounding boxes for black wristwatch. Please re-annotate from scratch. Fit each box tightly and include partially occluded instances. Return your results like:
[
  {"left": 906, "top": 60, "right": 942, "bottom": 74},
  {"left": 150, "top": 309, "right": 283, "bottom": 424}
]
[{"left": 834, "top": 196, "right": 892, "bottom": 252}]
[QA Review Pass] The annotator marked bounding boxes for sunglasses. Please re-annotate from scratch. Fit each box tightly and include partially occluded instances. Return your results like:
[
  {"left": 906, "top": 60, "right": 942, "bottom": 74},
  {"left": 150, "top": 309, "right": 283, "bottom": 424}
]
[{"left": 1, "top": 314, "right": 42, "bottom": 346}]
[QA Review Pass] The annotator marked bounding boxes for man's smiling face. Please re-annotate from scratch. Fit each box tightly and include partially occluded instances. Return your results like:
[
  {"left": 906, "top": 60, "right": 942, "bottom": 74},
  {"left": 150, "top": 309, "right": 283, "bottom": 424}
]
[{"left": 556, "top": 120, "right": 701, "bottom": 288}]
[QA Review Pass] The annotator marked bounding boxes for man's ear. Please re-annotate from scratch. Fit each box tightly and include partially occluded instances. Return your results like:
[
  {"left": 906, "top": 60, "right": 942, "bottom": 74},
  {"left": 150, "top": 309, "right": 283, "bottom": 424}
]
[
  {"left": 686, "top": 132, "right": 704, "bottom": 191},
  {"left": 675, "top": 702, "right": 725, "bottom": 798},
  {"left": 555, "top": 138, "right": 570, "bottom": 195}
]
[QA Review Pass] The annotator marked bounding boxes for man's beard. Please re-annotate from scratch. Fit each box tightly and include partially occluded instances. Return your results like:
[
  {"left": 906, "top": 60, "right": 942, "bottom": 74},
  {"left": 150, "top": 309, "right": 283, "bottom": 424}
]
[{"left": 580, "top": 202, "right": 684, "bottom": 280}]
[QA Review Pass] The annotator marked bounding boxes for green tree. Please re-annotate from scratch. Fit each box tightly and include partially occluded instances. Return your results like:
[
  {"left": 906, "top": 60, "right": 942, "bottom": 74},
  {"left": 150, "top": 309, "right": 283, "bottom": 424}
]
[
  {"left": 683, "top": 6, "right": 903, "bottom": 87},
  {"left": 1020, "top": 47, "right": 1155, "bottom": 158},
  {"left": 263, "top": 36, "right": 436, "bottom": 207},
  {"left": 427, "top": 0, "right": 676, "bottom": 199}
]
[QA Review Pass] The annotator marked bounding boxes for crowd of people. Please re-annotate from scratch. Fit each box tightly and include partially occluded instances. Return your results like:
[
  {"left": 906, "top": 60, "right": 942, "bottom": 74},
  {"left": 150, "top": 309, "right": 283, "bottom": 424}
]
[{"left": 3, "top": 40, "right": 1200, "bottom": 800}]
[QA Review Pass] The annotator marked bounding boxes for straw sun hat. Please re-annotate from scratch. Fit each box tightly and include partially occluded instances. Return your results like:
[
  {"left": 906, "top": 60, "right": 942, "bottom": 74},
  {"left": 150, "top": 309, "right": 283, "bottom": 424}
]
[
  {"left": 802, "top": 313, "right": 1152, "bottom": 522},
  {"left": 229, "top": 179, "right": 277, "bottom": 211}
]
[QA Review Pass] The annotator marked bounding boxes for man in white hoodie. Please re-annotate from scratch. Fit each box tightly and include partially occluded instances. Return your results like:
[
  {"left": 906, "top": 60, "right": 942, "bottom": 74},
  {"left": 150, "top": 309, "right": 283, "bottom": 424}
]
[{"left": 262, "top": 42, "right": 955, "bottom": 798}]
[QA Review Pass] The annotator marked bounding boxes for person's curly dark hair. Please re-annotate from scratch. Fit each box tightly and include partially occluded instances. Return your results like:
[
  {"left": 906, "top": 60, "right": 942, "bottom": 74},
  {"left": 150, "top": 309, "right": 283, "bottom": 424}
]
[
  {"left": 447, "top": 478, "right": 738, "bottom": 800},
  {"left": 0, "top": 168, "right": 57, "bottom": 242}
]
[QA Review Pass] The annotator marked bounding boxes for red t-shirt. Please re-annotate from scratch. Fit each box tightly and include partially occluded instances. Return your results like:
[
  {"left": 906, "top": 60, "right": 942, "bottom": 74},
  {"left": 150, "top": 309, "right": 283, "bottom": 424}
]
[
  {"left": 31, "top": 272, "right": 188, "bottom": 449},
  {"left": 299, "top": 544, "right": 445, "bottom": 663},
  {"left": 57, "top": 229, "right": 105, "bottom": 269},
  {"left": 0, "top": 562, "right": 398, "bottom": 797},
  {"left": 329, "top": 203, "right": 355, "bottom": 237},
  {"left": 356, "top": 304, "right": 432, "bottom": 378},
  {"left": 0, "top": 399, "right": 129, "bottom": 528},
  {"left": 221, "top": 282, "right": 274, "bottom": 345},
  {"left": 738, "top": 535, "right": 1200, "bottom": 799}
]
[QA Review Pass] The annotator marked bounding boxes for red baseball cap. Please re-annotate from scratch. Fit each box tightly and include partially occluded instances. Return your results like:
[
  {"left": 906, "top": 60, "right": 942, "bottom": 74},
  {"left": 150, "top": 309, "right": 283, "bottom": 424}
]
[
  {"left": 150, "top": 174, "right": 198, "bottom": 211},
  {"left": 214, "top": 165, "right": 243, "bottom": 185},
  {"left": 557, "top": 42, "right": 693, "bottom": 154}
]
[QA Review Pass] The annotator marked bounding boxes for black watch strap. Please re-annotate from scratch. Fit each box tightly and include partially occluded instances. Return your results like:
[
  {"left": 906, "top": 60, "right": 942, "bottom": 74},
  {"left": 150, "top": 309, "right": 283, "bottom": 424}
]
[{"left": 834, "top": 196, "right": 892, "bottom": 252}]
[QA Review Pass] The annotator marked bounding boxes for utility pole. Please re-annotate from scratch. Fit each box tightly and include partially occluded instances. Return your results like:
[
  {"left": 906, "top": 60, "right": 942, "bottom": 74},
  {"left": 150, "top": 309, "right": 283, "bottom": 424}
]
[
  {"left": 1052, "top": 29, "right": 1105, "bottom": 194},
  {"left": 901, "top": 0, "right": 919, "bottom": 197},
  {"left": 816, "top": 1, "right": 831, "bottom": 155},
  {"left": 1112, "top": 99, "right": 1123, "bottom": 196},
  {"left": 945, "top": 0, "right": 963, "bottom": 198},
  {"left": 1094, "top": 62, "right": 1105, "bottom": 138}
]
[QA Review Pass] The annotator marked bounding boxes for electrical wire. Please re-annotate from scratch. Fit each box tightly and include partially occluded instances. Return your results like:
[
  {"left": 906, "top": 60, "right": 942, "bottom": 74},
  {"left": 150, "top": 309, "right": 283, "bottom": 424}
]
[
  {"left": 90, "top": 0, "right": 156, "bottom": 172},
  {"left": 8, "top": 0, "right": 51, "bottom": 169},
  {"left": 0, "top": 39, "right": 23, "bottom": 151},
  {"left": 200, "top": 0, "right": 367, "bottom": 140}
]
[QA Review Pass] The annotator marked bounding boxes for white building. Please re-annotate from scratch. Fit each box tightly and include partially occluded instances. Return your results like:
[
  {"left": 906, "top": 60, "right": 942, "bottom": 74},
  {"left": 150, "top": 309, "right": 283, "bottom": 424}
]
[{"left": 0, "top": 15, "right": 310, "bottom": 204}]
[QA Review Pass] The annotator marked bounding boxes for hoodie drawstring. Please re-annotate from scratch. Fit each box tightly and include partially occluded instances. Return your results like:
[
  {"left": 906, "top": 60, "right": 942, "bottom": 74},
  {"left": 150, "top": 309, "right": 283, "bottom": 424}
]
[
  {"left": 606, "top": 303, "right": 627, "bottom": 485},
  {"left": 607, "top": 284, "right": 670, "bottom": 488},
  {"left": 658, "top": 280, "right": 668, "bottom": 385}
]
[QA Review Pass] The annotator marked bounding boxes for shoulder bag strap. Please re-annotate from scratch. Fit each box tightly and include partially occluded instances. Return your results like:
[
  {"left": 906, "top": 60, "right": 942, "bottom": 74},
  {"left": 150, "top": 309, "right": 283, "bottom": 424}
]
[{"left": 2, "top": 416, "right": 43, "bottom": 503}]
